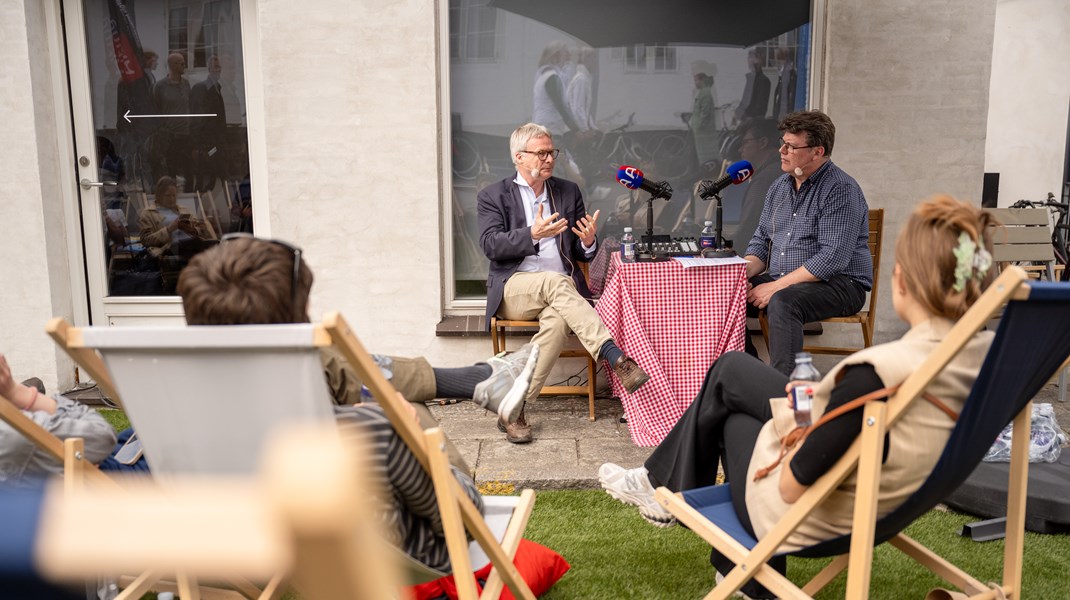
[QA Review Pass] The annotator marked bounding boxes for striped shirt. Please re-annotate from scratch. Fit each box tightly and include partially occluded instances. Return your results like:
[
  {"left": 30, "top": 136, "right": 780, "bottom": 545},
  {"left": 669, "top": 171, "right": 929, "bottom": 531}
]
[
  {"left": 334, "top": 404, "right": 484, "bottom": 572},
  {"left": 745, "top": 160, "right": 872, "bottom": 289}
]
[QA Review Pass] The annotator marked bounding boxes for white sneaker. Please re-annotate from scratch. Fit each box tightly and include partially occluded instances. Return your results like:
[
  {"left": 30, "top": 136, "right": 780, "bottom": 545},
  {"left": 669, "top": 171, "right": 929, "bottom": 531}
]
[
  {"left": 473, "top": 343, "right": 539, "bottom": 425},
  {"left": 598, "top": 463, "right": 676, "bottom": 527},
  {"left": 715, "top": 572, "right": 752, "bottom": 599}
]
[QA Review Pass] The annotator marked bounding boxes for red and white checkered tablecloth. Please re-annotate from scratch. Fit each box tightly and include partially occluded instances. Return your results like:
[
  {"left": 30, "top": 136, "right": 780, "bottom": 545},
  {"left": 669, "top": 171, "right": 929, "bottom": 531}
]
[{"left": 595, "top": 253, "right": 747, "bottom": 446}]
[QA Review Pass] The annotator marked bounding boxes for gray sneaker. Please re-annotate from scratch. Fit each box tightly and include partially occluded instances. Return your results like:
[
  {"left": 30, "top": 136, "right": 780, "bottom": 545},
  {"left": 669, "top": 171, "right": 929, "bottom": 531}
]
[
  {"left": 598, "top": 463, "right": 676, "bottom": 527},
  {"left": 473, "top": 343, "right": 539, "bottom": 425}
]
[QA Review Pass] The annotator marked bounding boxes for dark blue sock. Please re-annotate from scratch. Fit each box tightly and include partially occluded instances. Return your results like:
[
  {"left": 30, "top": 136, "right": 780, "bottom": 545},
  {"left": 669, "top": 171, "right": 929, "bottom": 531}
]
[{"left": 599, "top": 340, "right": 623, "bottom": 365}]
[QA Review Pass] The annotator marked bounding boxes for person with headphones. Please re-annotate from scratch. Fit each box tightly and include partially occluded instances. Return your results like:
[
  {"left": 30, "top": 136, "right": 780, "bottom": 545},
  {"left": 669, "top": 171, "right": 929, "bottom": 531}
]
[
  {"left": 741, "top": 110, "right": 873, "bottom": 376},
  {"left": 477, "top": 123, "right": 650, "bottom": 444}
]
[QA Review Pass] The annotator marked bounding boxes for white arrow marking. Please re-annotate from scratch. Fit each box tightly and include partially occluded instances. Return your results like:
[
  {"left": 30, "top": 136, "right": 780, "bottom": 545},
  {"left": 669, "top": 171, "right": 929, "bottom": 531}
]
[{"left": 123, "top": 109, "right": 217, "bottom": 123}]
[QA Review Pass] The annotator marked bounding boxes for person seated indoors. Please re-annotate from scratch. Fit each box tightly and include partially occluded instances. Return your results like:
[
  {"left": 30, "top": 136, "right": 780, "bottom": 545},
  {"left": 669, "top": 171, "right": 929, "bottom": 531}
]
[
  {"left": 599, "top": 195, "right": 997, "bottom": 598},
  {"left": 177, "top": 234, "right": 519, "bottom": 570},
  {"left": 139, "top": 175, "right": 216, "bottom": 259}
]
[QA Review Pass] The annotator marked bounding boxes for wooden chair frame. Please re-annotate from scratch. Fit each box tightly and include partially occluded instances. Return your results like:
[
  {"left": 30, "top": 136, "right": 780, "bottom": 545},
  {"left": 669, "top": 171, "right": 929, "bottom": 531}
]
[
  {"left": 50, "top": 315, "right": 538, "bottom": 600},
  {"left": 34, "top": 426, "right": 401, "bottom": 600},
  {"left": 989, "top": 207, "right": 1069, "bottom": 401},
  {"left": 490, "top": 262, "right": 597, "bottom": 421},
  {"left": 323, "top": 312, "right": 537, "bottom": 599},
  {"left": 759, "top": 208, "right": 884, "bottom": 356},
  {"left": 38, "top": 320, "right": 293, "bottom": 600},
  {"left": 657, "top": 267, "right": 1036, "bottom": 599}
]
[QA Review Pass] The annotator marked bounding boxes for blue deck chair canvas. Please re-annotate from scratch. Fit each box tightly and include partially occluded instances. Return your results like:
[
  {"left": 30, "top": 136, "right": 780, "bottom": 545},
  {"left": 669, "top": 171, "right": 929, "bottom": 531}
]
[{"left": 656, "top": 267, "right": 1070, "bottom": 599}]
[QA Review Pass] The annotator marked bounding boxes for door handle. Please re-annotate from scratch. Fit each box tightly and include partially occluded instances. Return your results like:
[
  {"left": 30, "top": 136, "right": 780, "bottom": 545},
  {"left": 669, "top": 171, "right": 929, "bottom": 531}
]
[{"left": 80, "top": 178, "right": 118, "bottom": 190}]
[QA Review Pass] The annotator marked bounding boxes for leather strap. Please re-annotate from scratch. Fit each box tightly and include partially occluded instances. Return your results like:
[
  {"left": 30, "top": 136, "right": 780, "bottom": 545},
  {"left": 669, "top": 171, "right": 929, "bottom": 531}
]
[{"left": 752, "top": 384, "right": 959, "bottom": 482}]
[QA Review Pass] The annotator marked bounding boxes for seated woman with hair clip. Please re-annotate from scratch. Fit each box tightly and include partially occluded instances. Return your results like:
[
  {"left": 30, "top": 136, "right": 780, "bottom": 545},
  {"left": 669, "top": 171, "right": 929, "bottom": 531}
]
[{"left": 600, "top": 195, "right": 998, "bottom": 599}]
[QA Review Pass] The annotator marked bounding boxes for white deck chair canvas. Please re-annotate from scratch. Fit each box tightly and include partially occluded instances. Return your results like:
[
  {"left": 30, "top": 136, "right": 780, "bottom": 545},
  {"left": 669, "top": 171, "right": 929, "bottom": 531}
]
[{"left": 75, "top": 323, "right": 336, "bottom": 477}]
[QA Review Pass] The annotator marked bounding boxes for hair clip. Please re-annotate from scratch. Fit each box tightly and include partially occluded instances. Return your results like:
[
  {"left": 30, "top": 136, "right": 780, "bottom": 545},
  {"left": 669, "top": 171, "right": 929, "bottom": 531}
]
[{"left": 952, "top": 232, "right": 992, "bottom": 292}]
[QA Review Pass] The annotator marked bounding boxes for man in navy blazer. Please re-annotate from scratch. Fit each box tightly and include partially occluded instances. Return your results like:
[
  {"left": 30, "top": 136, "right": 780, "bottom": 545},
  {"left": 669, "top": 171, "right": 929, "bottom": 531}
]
[{"left": 477, "top": 123, "right": 649, "bottom": 443}]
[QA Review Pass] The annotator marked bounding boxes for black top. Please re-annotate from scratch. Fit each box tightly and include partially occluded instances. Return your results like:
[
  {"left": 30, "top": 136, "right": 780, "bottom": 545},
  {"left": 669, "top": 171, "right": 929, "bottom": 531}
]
[{"left": 790, "top": 364, "right": 888, "bottom": 486}]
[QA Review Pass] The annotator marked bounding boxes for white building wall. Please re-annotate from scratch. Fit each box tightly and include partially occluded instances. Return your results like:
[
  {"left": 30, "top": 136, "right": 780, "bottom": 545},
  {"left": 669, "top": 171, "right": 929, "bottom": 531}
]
[
  {"left": 2, "top": 0, "right": 1062, "bottom": 386},
  {"left": 252, "top": 0, "right": 458, "bottom": 362},
  {"left": 823, "top": 0, "right": 997, "bottom": 343},
  {"left": 0, "top": 1, "right": 78, "bottom": 392},
  {"left": 984, "top": 0, "right": 1070, "bottom": 206}
]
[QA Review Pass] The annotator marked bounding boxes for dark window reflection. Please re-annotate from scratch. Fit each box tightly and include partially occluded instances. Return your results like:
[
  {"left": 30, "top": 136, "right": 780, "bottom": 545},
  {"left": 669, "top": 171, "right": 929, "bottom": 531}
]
[
  {"left": 87, "top": 0, "right": 252, "bottom": 297},
  {"left": 449, "top": 0, "right": 811, "bottom": 299}
]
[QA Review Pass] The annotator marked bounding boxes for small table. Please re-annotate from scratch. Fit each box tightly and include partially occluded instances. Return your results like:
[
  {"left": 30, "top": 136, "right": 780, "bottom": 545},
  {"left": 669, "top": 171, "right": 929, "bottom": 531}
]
[{"left": 595, "top": 253, "right": 748, "bottom": 446}]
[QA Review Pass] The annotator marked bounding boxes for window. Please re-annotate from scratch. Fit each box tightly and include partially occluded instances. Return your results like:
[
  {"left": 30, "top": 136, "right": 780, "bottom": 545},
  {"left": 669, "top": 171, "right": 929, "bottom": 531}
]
[
  {"left": 444, "top": 1, "right": 814, "bottom": 307},
  {"left": 450, "top": 0, "right": 499, "bottom": 63},
  {"left": 619, "top": 44, "right": 678, "bottom": 73},
  {"left": 168, "top": 0, "right": 240, "bottom": 69}
]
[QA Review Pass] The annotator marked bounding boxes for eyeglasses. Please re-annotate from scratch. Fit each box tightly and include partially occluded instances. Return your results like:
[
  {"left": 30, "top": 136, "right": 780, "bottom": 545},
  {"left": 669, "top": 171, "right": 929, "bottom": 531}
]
[
  {"left": 518, "top": 148, "right": 561, "bottom": 161},
  {"left": 221, "top": 232, "right": 304, "bottom": 321},
  {"left": 779, "top": 138, "right": 814, "bottom": 152}
]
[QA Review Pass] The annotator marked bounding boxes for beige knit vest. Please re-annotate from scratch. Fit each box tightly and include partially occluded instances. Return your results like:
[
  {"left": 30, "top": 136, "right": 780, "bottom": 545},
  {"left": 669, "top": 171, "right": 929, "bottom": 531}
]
[{"left": 744, "top": 318, "right": 992, "bottom": 551}]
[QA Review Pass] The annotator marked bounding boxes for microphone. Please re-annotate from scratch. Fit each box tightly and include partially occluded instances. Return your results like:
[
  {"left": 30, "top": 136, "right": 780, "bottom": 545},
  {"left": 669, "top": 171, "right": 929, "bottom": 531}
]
[
  {"left": 698, "top": 160, "right": 754, "bottom": 199},
  {"left": 616, "top": 166, "right": 673, "bottom": 200}
]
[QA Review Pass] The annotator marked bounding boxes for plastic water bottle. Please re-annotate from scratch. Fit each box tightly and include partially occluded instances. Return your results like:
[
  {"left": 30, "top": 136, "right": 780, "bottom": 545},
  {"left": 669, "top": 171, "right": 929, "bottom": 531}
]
[
  {"left": 621, "top": 227, "right": 636, "bottom": 263},
  {"left": 700, "top": 220, "right": 716, "bottom": 250},
  {"left": 789, "top": 352, "right": 820, "bottom": 427}
]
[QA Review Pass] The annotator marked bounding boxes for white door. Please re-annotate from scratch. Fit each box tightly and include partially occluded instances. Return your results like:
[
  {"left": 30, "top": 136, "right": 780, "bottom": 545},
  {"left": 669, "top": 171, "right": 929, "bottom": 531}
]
[{"left": 64, "top": 0, "right": 253, "bottom": 325}]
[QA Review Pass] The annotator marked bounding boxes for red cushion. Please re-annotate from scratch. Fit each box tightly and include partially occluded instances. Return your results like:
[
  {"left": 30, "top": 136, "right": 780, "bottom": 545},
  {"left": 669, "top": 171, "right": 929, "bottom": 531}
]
[{"left": 407, "top": 538, "right": 570, "bottom": 600}]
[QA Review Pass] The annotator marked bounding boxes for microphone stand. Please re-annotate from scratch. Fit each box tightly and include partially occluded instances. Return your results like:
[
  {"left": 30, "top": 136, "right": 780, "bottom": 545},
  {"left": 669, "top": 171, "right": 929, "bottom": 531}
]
[
  {"left": 637, "top": 182, "right": 673, "bottom": 263},
  {"left": 702, "top": 190, "right": 736, "bottom": 258}
]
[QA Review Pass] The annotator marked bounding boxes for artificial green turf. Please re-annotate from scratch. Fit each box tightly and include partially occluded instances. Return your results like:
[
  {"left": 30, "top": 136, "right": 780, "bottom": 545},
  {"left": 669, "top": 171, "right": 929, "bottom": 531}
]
[
  {"left": 97, "top": 408, "right": 130, "bottom": 432},
  {"left": 523, "top": 490, "right": 1070, "bottom": 599},
  {"left": 93, "top": 409, "right": 1070, "bottom": 598}
]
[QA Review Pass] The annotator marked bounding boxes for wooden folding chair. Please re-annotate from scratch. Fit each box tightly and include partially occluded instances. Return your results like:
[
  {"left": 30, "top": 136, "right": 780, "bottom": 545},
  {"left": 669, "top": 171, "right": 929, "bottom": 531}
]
[
  {"left": 7, "top": 426, "right": 401, "bottom": 600},
  {"left": 323, "top": 312, "right": 537, "bottom": 599},
  {"left": 989, "top": 207, "right": 1069, "bottom": 401},
  {"left": 759, "top": 208, "right": 884, "bottom": 355},
  {"left": 490, "top": 262, "right": 598, "bottom": 421},
  {"left": 55, "top": 316, "right": 537, "bottom": 600},
  {"left": 657, "top": 267, "right": 1070, "bottom": 599}
]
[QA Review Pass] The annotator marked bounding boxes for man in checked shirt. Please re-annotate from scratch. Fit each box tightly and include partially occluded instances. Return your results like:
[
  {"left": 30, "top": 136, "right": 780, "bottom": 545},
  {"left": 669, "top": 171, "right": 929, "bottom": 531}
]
[{"left": 742, "top": 110, "right": 873, "bottom": 375}]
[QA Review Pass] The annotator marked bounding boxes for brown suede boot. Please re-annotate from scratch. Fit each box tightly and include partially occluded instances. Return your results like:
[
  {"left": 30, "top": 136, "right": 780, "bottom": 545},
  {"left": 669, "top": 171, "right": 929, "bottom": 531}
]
[{"left": 497, "top": 406, "right": 533, "bottom": 444}]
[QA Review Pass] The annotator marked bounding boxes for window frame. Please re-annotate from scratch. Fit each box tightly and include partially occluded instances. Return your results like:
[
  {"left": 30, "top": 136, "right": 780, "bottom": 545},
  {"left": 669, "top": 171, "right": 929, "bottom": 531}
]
[{"left": 437, "top": 0, "right": 827, "bottom": 313}]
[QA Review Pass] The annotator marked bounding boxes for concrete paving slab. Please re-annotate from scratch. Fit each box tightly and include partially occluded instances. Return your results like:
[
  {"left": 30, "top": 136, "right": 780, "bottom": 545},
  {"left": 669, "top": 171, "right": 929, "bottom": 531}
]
[
  {"left": 420, "top": 371, "right": 1070, "bottom": 492},
  {"left": 428, "top": 395, "right": 653, "bottom": 490}
]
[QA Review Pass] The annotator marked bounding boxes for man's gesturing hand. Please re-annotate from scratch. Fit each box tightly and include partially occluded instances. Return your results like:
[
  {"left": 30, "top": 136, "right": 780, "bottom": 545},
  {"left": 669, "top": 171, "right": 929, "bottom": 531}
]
[
  {"left": 531, "top": 203, "right": 568, "bottom": 240},
  {"left": 571, "top": 209, "right": 601, "bottom": 246}
]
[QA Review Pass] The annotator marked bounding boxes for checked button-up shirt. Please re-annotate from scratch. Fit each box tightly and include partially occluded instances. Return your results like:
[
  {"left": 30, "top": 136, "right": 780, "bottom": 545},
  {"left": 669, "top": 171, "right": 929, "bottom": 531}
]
[{"left": 745, "top": 160, "right": 873, "bottom": 290}]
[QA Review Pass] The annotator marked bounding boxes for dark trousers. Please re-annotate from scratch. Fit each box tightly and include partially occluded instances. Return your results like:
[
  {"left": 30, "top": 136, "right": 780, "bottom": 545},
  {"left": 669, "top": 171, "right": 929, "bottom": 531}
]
[
  {"left": 745, "top": 273, "right": 867, "bottom": 376},
  {"left": 644, "top": 351, "right": 788, "bottom": 599}
]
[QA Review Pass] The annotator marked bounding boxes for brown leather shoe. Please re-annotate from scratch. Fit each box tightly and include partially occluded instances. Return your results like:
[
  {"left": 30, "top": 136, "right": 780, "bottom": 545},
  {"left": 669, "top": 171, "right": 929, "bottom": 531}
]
[
  {"left": 612, "top": 355, "right": 650, "bottom": 393},
  {"left": 497, "top": 408, "right": 533, "bottom": 444}
]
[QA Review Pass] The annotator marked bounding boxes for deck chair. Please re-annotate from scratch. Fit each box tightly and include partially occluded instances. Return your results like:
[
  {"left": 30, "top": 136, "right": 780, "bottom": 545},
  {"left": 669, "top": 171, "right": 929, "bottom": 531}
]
[
  {"left": 56, "top": 317, "right": 537, "bottom": 600},
  {"left": 4, "top": 426, "right": 401, "bottom": 600},
  {"left": 655, "top": 266, "right": 1070, "bottom": 599},
  {"left": 322, "top": 312, "right": 537, "bottom": 599}
]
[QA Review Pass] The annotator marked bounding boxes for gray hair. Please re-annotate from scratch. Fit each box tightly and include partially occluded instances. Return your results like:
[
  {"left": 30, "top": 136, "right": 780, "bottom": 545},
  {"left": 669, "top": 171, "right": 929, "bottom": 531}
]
[{"left": 509, "top": 123, "right": 552, "bottom": 166}]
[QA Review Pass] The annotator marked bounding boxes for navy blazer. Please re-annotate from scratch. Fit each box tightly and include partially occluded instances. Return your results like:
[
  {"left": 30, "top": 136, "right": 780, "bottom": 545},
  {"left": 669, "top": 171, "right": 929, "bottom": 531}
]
[{"left": 477, "top": 175, "right": 593, "bottom": 328}]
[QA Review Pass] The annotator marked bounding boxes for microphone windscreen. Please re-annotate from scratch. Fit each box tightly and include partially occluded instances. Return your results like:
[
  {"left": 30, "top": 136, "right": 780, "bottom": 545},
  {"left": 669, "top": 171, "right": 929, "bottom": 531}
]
[
  {"left": 616, "top": 165, "right": 644, "bottom": 189},
  {"left": 726, "top": 160, "right": 754, "bottom": 184}
]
